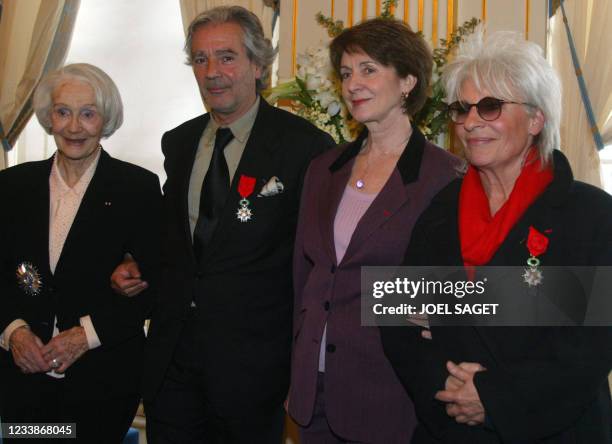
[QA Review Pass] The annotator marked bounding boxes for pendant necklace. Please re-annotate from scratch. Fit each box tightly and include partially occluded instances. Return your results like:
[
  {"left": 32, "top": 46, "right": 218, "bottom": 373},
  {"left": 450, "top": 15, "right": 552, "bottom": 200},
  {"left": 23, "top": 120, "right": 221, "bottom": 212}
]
[
  {"left": 355, "top": 134, "right": 411, "bottom": 190},
  {"left": 355, "top": 156, "right": 369, "bottom": 189}
]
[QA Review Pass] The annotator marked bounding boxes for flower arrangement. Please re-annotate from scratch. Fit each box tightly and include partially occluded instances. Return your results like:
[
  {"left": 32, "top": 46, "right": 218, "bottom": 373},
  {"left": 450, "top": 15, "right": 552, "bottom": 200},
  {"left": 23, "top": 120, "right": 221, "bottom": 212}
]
[
  {"left": 414, "top": 16, "right": 480, "bottom": 140},
  {"left": 264, "top": 0, "right": 479, "bottom": 143},
  {"left": 264, "top": 45, "right": 359, "bottom": 143}
]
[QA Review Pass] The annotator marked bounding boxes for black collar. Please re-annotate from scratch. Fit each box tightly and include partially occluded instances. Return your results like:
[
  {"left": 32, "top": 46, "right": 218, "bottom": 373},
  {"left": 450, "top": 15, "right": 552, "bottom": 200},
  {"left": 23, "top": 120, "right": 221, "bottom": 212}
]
[
  {"left": 542, "top": 149, "right": 574, "bottom": 207},
  {"left": 427, "top": 149, "right": 575, "bottom": 210},
  {"left": 329, "top": 124, "right": 426, "bottom": 185}
]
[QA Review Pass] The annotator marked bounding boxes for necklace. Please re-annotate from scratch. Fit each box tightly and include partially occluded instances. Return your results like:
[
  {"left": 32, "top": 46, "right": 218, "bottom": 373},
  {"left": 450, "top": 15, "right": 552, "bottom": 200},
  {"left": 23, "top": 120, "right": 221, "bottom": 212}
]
[{"left": 355, "top": 134, "right": 411, "bottom": 190}]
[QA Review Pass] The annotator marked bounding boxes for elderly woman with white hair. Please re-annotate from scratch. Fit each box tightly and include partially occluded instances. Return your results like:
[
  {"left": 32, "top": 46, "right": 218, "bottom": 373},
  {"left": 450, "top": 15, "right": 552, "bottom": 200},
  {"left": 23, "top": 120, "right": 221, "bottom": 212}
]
[
  {"left": 0, "top": 63, "right": 161, "bottom": 443},
  {"left": 381, "top": 31, "right": 612, "bottom": 443}
]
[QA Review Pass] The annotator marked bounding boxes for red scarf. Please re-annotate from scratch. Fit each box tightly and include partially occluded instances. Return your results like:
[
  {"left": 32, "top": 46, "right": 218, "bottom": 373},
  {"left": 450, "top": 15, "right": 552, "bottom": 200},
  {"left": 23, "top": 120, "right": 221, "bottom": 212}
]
[{"left": 459, "top": 149, "right": 553, "bottom": 266}]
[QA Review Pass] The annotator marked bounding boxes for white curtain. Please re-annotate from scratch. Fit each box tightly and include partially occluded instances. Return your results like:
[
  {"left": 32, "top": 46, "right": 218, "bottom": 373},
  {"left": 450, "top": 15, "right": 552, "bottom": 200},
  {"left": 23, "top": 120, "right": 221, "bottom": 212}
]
[
  {"left": 549, "top": 0, "right": 612, "bottom": 187},
  {"left": 0, "top": 0, "right": 80, "bottom": 170},
  {"left": 179, "top": 0, "right": 275, "bottom": 38}
]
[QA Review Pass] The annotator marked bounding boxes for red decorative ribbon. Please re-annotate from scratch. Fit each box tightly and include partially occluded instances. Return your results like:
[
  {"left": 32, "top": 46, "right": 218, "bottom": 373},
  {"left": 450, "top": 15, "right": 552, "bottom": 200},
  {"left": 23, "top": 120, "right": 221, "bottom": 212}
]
[
  {"left": 526, "top": 226, "right": 549, "bottom": 257},
  {"left": 238, "top": 174, "right": 256, "bottom": 199}
]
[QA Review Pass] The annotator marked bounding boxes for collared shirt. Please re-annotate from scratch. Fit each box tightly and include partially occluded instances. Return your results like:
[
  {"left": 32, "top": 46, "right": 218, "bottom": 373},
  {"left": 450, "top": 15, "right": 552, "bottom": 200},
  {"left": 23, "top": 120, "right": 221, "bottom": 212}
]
[
  {"left": 187, "top": 97, "right": 260, "bottom": 237},
  {"left": 0, "top": 149, "right": 102, "bottom": 356}
]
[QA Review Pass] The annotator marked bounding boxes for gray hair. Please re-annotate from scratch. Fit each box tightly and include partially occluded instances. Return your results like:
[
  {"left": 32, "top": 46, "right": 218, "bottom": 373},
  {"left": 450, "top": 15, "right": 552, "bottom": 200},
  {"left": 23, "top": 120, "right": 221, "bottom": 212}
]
[
  {"left": 442, "top": 29, "right": 561, "bottom": 164},
  {"left": 184, "top": 6, "right": 276, "bottom": 92},
  {"left": 33, "top": 63, "right": 123, "bottom": 138}
]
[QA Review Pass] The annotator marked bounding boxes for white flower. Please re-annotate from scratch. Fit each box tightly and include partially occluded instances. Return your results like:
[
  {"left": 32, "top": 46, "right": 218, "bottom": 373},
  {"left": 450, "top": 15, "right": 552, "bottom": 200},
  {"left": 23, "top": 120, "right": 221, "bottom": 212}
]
[
  {"left": 266, "top": 41, "right": 360, "bottom": 143},
  {"left": 306, "top": 75, "right": 323, "bottom": 90},
  {"left": 327, "top": 101, "right": 341, "bottom": 116},
  {"left": 314, "top": 91, "right": 335, "bottom": 107}
]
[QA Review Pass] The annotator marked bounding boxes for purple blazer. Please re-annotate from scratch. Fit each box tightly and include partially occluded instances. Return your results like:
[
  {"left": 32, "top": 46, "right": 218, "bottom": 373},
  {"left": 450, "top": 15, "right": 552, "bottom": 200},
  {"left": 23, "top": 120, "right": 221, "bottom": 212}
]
[{"left": 289, "top": 127, "right": 462, "bottom": 443}]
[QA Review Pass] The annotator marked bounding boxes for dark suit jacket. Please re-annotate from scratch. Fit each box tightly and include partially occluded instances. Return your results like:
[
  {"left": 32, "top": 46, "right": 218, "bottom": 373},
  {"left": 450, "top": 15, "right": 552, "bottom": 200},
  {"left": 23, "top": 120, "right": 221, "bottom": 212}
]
[
  {"left": 381, "top": 150, "right": 612, "bottom": 443},
  {"left": 0, "top": 150, "right": 161, "bottom": 401},
  {"left": 142, "top": 98, "right": 335, "bottom": 413},
  {"left": 289, "top": 127, "right": 462, "bottom": 443}
]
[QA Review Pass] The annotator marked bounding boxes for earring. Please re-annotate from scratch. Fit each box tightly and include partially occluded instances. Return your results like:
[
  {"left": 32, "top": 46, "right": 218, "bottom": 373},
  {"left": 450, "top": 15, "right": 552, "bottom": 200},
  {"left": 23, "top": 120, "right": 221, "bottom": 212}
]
[{"left": 400, "top": 91, "right": 410, "bottom": 114}]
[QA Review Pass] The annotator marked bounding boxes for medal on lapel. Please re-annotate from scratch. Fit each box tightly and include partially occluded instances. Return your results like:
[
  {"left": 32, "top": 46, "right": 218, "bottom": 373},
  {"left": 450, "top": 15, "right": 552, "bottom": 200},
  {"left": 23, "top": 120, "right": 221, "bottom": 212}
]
[
  {"left": 236, "top": 174, "right": 256, "bottom": 222},
  {"left": 522, "top": 226, "right": 549, "bottom": 287},
  {"left": 16, "top": 262, "right": 43, "bottom": 296}
]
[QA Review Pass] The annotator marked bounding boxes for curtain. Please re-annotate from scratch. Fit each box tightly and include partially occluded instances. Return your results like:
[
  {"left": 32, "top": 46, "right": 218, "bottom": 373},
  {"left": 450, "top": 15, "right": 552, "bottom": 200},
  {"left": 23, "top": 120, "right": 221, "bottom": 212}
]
[
  {"left": 179, "top": 0, "right": 276, "bottom": 38},
  {"left": 0, "top": 0, "right": 80, "bottom": 170},
  {"left": 549, "top": 0, "right": 612, "bottom": 187}
]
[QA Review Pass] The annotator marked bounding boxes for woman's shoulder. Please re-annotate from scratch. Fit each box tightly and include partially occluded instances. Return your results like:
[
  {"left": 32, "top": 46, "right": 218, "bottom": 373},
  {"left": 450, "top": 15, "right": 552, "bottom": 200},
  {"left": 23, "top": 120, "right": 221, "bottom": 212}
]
[
  {"left": 102, "top": 153, "right": 160, "bottom": 191},
  {"left": 423, "top": 177, "right": 463, "bottom": 213},
  {"left": 0, "top": 158, "right": 50, "bottom": 184},
  {"left": 414, "top": 142, "right": 465, "bottom": 207},
  {"left": 308, "top": 141, "right": 352, "bottom": 171},
  {"left": 567, "top": 180, "right": 612, "bottom": 208},
  {"left": 107, "top": 156, "right": 156, "bottom": 177},
  {"left": 561, "top": 180, "right": 612, "bottom": 234},
  {"left": 422, "top": 141, "right": 466, "bottom": 176}
]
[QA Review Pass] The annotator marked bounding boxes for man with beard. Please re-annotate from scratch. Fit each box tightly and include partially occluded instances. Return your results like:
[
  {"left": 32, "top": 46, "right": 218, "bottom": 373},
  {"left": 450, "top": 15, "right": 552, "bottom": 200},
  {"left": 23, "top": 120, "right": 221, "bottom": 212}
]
[{"left": 111, "top": 6, "right": 333, "bottom": 443}]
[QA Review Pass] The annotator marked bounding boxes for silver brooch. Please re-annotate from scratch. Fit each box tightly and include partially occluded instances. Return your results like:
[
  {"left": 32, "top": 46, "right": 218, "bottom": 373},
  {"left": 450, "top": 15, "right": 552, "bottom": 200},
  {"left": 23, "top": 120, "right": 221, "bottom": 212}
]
[{"left": 16, "top": 262, "right": 43, "bottom": 296}]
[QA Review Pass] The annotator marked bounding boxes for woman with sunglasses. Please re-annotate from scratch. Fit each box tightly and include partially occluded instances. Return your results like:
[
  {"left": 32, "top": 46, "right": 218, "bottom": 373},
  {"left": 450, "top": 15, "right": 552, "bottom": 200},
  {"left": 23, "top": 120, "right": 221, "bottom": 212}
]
[{"left": 381, "top": 31, "right": 612, "bottom": 443}]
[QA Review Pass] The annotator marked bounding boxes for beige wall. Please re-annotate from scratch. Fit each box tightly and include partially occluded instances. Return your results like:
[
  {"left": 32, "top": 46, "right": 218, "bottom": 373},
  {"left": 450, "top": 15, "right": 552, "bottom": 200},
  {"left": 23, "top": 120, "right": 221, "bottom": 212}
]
[{"left": 278, "top": 0, "right": 548, "bottom": 80}]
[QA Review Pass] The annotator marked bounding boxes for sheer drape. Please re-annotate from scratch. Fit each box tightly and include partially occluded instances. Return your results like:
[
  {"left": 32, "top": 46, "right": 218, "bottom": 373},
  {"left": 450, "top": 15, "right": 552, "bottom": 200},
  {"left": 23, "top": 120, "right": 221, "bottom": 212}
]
[
  {"left": 179, "top": 0, "right": 275, "bottom": 38},
  {"left": 550, "top": 0, "right": 612, "bottom": 187},
  {"left": 0, "top": 0, "right": 79, "bottom": 170}
]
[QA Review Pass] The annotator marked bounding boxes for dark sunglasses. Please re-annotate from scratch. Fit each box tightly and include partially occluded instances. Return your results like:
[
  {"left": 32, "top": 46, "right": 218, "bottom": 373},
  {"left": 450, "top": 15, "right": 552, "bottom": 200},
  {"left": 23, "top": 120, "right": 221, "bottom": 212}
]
[{"left": 448, "top": 97, "right": 534, "bottom": 123}]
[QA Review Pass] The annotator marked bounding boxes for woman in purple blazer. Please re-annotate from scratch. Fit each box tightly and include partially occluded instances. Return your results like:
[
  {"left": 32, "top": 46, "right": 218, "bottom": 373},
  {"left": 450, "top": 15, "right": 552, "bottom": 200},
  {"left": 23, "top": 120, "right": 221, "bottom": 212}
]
[{"left": 288, "top": 18, "right": 462, "bottom": 443}]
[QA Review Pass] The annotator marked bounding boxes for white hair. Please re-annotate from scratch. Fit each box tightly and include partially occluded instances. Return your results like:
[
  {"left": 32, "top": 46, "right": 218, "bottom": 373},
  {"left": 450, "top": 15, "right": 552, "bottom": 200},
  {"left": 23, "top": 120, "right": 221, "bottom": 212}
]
[
  {"left": 442, "top": 29, "right": 561, "bottom": 164},
  {"left": 33, "top": 63, "right": 123, "bottom": 138}
]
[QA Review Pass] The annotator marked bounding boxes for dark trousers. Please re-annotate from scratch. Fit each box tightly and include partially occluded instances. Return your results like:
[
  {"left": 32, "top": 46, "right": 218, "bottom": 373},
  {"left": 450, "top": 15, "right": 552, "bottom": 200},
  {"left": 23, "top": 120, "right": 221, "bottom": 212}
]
[
  {"left": 298, "top": 373, "right": 361, "bottom": 444},
  {"left": 0, "top": 372, "right": 139, "bottom": 444},
  {"left": 145, "top": 316, "right": 285, "bottom": 444}
]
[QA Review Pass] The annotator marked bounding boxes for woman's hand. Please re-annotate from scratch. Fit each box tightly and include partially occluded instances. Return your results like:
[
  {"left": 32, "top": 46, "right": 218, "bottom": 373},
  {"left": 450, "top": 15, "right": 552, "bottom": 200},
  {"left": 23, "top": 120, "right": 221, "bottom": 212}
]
[
  {"left": 9, "top": 327, "right": 51, "bottom": 374},
  {"left": 41, "top": 326, "right": 89, "bottom": 374},
  {"left": 421, "top": 329, "right": 432, "bottom": 340},
  {"left": 435, "top": 361, "right": 486, "bottom": 426}
]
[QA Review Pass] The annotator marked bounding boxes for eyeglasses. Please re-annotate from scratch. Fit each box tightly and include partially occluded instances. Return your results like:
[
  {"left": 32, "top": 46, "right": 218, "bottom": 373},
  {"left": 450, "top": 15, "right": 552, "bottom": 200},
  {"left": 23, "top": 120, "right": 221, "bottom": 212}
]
[{"left": 448, "top": 97, "right": 535, "bottom": 124}]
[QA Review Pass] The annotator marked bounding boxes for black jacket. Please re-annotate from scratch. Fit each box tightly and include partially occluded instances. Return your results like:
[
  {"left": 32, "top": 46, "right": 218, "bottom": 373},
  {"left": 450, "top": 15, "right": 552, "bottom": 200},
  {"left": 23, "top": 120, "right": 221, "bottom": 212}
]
[
  {"left": 0, "top": 150, "right": 162, "bottom": 400},
  {"left": 142, "top": 98, "right": 335, "bottom": 412},
  {"left": 381, "top": 150, "right": 612, "bottom": 443}
]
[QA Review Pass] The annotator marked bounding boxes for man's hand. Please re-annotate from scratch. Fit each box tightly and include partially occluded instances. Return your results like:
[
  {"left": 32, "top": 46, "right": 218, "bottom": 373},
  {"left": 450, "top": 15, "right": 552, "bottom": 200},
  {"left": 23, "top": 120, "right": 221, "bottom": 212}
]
[
  {"left": 435, "top": 361, "right": 486, "bottom": 426},
  {"left": 9, "top": 327, "right": 51, "bottom": 374},
  {"left": 111, "top": 254, "right": 147, "bottom": 297},
  {"left": 41, "top": 327, "right": 89, "bottom": 374}
]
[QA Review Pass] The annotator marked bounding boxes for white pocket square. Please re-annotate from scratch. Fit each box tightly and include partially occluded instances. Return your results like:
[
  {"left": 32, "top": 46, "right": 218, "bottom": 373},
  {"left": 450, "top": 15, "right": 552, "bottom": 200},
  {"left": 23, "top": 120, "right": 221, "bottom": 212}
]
[{"left": 258, "top": 176, "right": 284, "bottom": 197}]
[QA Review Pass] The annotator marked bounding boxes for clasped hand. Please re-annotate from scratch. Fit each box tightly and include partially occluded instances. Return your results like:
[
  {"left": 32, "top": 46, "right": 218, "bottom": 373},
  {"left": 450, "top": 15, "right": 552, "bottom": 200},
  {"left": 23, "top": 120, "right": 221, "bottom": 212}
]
[
  {"left": 435, "top": 360, "right": 487, "bottom": 426},
  {"left": 10, "top": 326, "right": 89, "bottom": 375}
]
